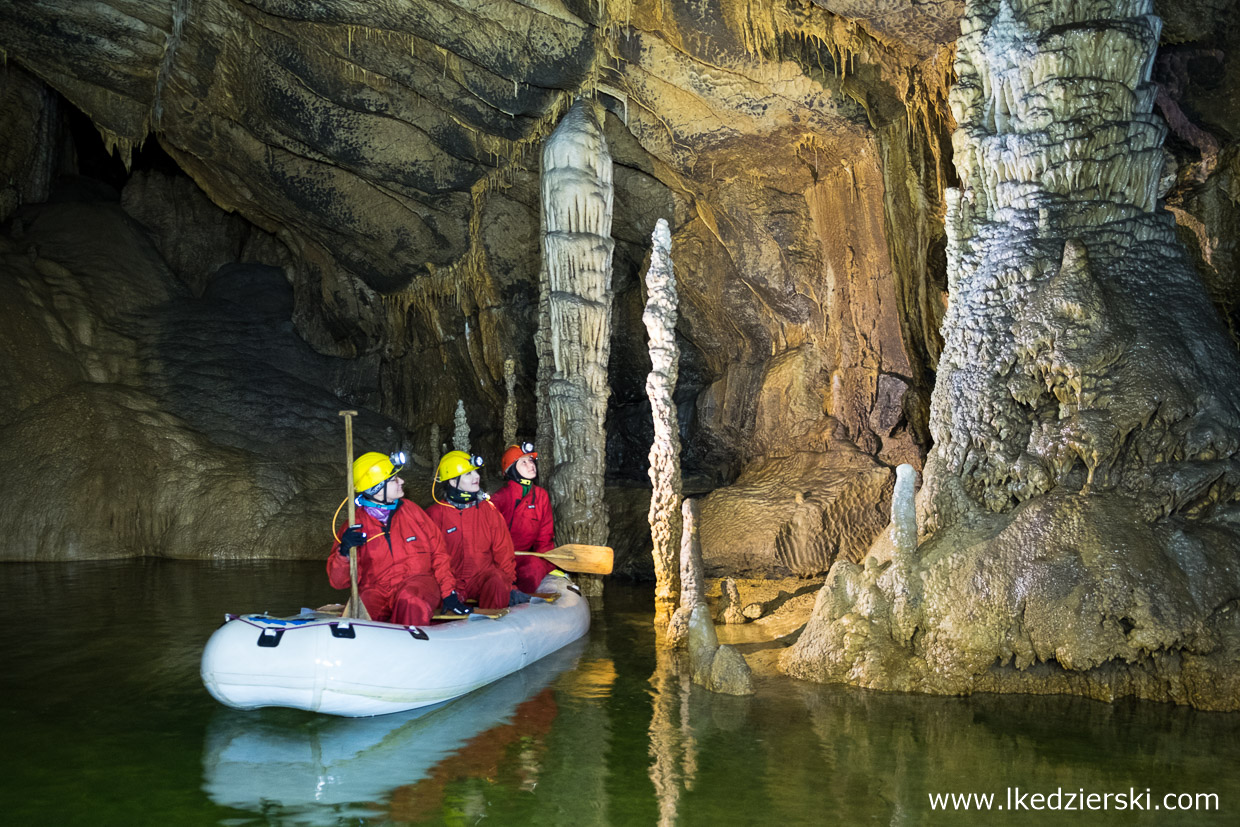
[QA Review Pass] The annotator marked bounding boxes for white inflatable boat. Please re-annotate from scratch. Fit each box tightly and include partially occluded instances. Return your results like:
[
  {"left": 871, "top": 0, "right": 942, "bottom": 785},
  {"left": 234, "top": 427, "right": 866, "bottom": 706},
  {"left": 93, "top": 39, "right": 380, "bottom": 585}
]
[
  {"left": 202, "top": 638, "right": 587, "bottom": 820},
  {"left": 201, "top": 578, "right": 589, "bottom": 717}
]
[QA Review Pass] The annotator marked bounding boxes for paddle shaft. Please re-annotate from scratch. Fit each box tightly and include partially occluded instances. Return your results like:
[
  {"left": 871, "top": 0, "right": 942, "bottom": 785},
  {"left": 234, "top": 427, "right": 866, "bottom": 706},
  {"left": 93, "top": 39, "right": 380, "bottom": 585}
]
[{"left": 339, "top": 410, "right": 370, "bottom": 621}]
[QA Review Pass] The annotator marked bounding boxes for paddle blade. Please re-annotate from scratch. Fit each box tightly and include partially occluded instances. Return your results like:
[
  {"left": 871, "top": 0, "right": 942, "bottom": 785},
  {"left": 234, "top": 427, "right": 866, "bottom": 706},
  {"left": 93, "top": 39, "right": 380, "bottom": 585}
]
[{"left": 550, "top": 543, "right": 614, "bottom": 575}]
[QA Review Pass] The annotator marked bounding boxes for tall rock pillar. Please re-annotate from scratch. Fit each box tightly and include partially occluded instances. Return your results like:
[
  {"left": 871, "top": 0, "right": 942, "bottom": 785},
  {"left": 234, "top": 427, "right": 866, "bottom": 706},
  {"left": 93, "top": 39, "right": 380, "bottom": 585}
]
[
  {"left": 643, "top": 219, "right": 682, "bottom": 625},
  {"left": 535, "top": 99, "right": 615, "bottom": 557}
]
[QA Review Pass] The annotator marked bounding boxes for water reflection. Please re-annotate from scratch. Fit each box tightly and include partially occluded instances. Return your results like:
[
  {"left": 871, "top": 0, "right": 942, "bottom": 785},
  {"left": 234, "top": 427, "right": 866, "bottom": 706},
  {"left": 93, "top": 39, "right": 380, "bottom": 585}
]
[
  {"left": 202, "top": 639, "right": 591, "bottom": 824},
  {"left": 640, "top": 642, "right": 1240, "bottom": 826},
  {"left": 1, "top": 562, "right": 1235, "bottom": 826}
]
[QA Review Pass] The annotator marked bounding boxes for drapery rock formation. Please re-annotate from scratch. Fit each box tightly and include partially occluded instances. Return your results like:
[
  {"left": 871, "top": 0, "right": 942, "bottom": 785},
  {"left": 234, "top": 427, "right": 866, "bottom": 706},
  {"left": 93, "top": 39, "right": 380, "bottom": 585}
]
[{"left": 783, "top": 0, "right": 1240, "bottom": 710}]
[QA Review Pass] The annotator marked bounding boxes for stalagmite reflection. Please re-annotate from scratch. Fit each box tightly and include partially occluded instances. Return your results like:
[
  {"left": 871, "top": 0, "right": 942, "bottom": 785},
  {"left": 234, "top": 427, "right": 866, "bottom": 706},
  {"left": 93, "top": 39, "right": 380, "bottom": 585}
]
[{"left": 647, "top": 647, "right": 695, "bottom": 827}]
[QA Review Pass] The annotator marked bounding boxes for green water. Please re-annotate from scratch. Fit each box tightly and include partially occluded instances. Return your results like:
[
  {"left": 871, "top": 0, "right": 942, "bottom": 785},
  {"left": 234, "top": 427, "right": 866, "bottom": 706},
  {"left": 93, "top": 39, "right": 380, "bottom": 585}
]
[{"left": 0, "top": 560, "right": 1235, "bottom": 826}]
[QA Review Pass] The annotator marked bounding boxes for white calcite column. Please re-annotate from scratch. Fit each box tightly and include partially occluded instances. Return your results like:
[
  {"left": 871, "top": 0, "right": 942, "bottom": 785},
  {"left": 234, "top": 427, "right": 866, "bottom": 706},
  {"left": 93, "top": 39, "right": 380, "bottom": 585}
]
[
  {"left": 535, "top": 98, "right": 615, "bottom": 552},
  {"left": 452, "top": 399, "right": 469, "bottom": 454},
  {"left": 643, "top": 218, "right": 682, "bottom": 625}
]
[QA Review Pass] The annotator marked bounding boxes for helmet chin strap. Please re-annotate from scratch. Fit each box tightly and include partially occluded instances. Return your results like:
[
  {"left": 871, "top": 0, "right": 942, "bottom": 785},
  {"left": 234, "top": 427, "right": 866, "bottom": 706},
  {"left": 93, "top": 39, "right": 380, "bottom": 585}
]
[
  {"left": 357, "top": 478, "right": 400, "bottom": 510},
  {"left": 445, "top": 485, "right": 478, "bottom": 506},
  {"left": 356, "top": 493, "right": 398, "bottom": 511}
]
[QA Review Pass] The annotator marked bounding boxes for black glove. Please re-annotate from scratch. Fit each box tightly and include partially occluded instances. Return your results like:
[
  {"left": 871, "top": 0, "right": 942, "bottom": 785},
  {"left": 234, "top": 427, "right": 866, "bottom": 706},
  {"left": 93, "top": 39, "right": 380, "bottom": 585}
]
[
  {"left": 442, "top": 592, "right": 471, "bottom": 615},
  {"left": 338, "top": 525, "right": 366, "bottom": 556},
  {"left": 509, "top": 589, "right": 532, "bottom": 606}
]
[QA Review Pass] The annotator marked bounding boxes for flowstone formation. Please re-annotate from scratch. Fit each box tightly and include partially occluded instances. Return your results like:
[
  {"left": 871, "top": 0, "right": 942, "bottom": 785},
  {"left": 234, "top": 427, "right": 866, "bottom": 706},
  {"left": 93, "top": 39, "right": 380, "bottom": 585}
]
[
  {"left": 644, "top": 218, "right": 683, "bottom": 625},
  {"left": 783, "top": 0, "right": 1240, "bottom": 710},
  {"left": 535, "top": 99, "right": 614, "bottom": 550}
]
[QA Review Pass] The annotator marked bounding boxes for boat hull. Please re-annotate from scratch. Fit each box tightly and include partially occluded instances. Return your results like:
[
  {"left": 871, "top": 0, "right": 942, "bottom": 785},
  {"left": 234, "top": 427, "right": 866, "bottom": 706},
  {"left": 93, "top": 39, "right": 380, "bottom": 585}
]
[{"left": 201, "top": 579, "right": 589, "bottom": 717}]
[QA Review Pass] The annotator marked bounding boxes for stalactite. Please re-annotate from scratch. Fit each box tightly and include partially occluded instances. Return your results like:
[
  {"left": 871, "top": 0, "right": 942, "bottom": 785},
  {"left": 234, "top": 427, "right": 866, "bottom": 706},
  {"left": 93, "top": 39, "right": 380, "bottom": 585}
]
[
  {"left": 535, "top": 98, "right": 614, "bottom": 566},
  {"left": 644, "top": 218, "right": 682, "bottom": 626}
]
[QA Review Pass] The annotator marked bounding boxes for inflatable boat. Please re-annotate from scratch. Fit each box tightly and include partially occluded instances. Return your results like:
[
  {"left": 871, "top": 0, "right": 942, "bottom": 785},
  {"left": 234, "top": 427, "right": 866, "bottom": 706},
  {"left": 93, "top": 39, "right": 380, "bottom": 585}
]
[
  {"left": 203, "top": 638, "right": 587, "bottom": 820},
  {"left": 201, "top": 577, "right": 589, "bottom": 717}
]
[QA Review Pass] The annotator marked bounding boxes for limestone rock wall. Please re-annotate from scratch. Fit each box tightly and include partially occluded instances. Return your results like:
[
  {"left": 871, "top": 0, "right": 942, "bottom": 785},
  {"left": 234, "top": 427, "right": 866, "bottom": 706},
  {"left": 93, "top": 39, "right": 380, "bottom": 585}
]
[{"left": 0, "top": 194, "right": 406, "bottom": 561}]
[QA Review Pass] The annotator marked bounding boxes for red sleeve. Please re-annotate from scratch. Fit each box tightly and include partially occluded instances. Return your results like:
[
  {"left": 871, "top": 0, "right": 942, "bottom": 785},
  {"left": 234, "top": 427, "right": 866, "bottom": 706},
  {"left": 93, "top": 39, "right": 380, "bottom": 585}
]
[
  {"left": 487, "top": 502, "right": 517, "bottom": 585},
  {"left": 327, "top": 536, "right": 350, "bottom": 590},
  {"left": 534, "top": 487, "right": 556, "bottom": 552}
]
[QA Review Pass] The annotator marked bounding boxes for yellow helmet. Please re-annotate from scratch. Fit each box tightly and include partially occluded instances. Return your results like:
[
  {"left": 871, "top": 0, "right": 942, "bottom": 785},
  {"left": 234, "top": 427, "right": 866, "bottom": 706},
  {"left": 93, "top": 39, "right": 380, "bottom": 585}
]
[
  {"left": 353, "top": 451, "right": 407, "bottom": 492},
  {"left": 436, "top": 451, "right": 483, "bottom": 482}
]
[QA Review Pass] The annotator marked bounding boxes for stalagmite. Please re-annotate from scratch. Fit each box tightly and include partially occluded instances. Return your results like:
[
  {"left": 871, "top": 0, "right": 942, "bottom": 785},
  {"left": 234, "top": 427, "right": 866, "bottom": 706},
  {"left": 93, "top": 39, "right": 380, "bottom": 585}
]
[
  {"left": 782, "top": 0, "right": 1240, "bottom": 711},
  {"left": 718, "top": 578, "right": 746, "bottom": 625},
  {"left": 452, "top": 399, "right": 469, "bottom": 454},
  {"left": 428, "top": 423, "right": 440, "bottom": 465},
  {"left": 666, "top": 498, "right": 704, "bottom": 648},
  {"left": 535, "top": 98, "right": 615, "bottom": 572},
  {"left": 672, "top": 499, "right": 753, "bottom": 695},
  {"left": 643, "top": 218, "right": 682, "bottom": 626},
  {"left": 502, "top": 357, "right": 517, "bottom": 448}
]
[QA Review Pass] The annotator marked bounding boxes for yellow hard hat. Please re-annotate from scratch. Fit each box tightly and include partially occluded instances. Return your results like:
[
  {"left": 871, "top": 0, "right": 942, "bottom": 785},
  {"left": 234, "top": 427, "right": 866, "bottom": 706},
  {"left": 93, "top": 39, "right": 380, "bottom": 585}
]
[
  {"left": 436, "top": 450, "right": 483, "bottom": 482},
  {"left": 353, "top": 451, "right": 407, "bottom": 492}
]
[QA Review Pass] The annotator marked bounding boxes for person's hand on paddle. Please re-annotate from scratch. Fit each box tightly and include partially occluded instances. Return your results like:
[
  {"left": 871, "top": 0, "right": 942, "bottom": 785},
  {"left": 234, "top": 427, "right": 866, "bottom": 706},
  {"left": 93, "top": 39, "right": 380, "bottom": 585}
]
[
  {"left": 338, "top": 524, "right": 366, "bottom": 556},
  {"left": 442, "top": 592, "right": 472, "bottom": 615},
  {"left": 509, "top": 589, "right": 532, "bottom": 606}
]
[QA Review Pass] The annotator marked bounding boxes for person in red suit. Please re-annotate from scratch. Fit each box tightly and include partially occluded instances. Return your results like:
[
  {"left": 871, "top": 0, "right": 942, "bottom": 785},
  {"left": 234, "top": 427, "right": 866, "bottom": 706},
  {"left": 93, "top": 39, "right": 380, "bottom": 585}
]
[
  {"left": 489, "top": 441, "right": 560, "bottom": 594},
  {"left": 328, "top": 451, "right": 471, "bottom": 625},
  {"left": 427, "top": 451, "right": 520, "bottom": 610}
]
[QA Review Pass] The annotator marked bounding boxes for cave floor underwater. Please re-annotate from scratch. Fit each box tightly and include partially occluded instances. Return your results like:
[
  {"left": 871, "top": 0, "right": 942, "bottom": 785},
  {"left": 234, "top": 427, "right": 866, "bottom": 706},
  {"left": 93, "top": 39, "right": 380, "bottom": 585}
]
[{"left": 0, "top": 559, "right": 1235, "bottom": 826}]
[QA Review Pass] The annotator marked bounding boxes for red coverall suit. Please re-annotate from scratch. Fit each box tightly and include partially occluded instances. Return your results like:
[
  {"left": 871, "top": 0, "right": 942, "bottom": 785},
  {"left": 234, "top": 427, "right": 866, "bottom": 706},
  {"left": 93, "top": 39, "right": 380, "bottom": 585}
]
[
  {"left": 490, "top": 479, "right": 556, "bottom": 593},
  {"left": 427, "top": 500, "right": 516, "bottom": 610},
  {"left": 328, "top": 500, "right": 455, "bottom": 626}
]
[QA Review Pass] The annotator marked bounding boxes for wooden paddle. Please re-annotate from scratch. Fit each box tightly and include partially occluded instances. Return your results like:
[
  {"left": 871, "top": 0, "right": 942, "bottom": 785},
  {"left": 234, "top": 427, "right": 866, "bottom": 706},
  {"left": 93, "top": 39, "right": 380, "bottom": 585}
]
[
  {"left": 516, "top": 543, "right": 613, "bottom": 575},
  {"left": 433, "top": 607, "right": 508, "bottom": 621},
  {"left": 339, "top": 410, "right": 371, "bottom": 621}
]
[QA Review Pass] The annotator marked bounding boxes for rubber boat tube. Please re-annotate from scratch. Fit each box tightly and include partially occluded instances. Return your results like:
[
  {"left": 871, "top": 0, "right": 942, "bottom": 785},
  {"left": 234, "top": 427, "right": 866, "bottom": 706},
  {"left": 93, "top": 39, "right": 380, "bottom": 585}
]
[
  {"left": 202, "top": 638, "right": 586, "bottom": 818},
  {"left": 201, "top": 578, "right": 589, "bottom": 717}
]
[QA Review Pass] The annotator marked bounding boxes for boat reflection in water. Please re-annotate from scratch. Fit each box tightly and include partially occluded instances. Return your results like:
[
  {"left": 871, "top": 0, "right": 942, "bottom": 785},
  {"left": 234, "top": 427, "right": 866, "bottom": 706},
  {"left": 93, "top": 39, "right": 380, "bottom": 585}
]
[{"left": 202, "top": 638, "right": 589, "bottom": 824}]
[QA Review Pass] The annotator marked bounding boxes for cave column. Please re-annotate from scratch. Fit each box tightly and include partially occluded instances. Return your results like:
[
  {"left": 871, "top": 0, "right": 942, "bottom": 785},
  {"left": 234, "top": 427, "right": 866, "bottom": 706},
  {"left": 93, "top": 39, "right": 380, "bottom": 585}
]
[
  {"left": 643, "top": 218, "right": 682, "bottom": 625},
  {"left": 535, "top": 99, "right": 615, "bottom": 573}
]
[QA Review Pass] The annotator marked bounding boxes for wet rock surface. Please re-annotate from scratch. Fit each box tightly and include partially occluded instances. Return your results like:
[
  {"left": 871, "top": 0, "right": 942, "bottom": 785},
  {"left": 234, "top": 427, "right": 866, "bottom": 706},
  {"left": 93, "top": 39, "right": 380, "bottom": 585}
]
[{"left": 0, "top": 194, "right": 406, "bottom": 560}]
